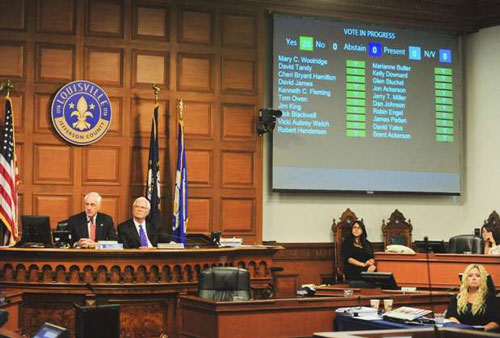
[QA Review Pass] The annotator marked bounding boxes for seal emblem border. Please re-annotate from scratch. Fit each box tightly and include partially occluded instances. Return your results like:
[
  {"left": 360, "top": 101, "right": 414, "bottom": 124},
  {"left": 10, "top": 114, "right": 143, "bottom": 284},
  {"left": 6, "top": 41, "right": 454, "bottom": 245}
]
[{"left": 51, "top": 80, "right": 112, "bottom": 146}]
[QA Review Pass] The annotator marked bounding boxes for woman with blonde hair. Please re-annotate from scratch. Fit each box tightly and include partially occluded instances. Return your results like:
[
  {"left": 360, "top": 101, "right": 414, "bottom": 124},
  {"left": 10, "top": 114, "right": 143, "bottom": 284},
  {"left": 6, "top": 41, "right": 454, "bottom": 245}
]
[{"left": 446, "top": 264, "right": 500, "bottom": 331}]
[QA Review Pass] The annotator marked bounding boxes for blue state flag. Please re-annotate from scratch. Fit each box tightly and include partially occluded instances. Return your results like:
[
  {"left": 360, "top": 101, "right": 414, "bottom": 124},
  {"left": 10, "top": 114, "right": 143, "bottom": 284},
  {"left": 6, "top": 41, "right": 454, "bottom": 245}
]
[
  {"left": 172, "top": 119, "right": 188, "bottom": 244},
  {"left": 146, "top": 104, "right": 161, "bottom": 228}
]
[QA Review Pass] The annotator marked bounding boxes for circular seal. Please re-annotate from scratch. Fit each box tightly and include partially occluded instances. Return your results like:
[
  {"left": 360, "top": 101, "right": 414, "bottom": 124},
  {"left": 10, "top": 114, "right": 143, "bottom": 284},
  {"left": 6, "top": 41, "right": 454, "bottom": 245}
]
[{"left": 51, "top": 80, "right": 112, "bottom": 145}]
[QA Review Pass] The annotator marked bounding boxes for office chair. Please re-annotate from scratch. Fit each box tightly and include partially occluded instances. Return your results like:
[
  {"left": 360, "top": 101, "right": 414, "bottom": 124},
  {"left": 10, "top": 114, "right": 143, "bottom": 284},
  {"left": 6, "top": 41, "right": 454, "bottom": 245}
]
[
  {"left": 198, "top": 267, "right": 251, "bottom": 301},
  {"left": 448, "top": 234, "right": 483, "bottom": 254}
]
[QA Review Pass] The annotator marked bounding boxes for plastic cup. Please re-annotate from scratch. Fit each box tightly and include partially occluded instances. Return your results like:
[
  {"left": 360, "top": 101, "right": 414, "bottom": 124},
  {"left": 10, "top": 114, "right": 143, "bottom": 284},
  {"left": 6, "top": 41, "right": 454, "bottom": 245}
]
[
  {"left": 383, "top": 299, "right": 393, "bottom": 312},
  {"left": 343, "top": 289, "right": 353, "bottom": 297},
  {"left": 434, "top": 313, "right": 444, "bottom": 327},
  {"left": 370, "top": 299, "right": 380, "bottom": 311}
]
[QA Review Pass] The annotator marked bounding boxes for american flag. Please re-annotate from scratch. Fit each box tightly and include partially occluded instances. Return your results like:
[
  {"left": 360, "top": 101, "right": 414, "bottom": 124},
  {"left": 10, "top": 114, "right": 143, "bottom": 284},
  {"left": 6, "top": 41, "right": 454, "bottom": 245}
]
[{"left": 0, "top": 97, "right": 19, "bottom": 246}]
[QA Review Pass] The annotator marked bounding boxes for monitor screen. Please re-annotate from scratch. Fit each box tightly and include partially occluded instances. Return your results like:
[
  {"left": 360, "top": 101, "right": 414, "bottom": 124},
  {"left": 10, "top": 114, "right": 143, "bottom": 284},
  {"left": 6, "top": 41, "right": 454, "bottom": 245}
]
[
  {"left": 272, "top": 14, "right": 462, "bottom": 194},
  {"left": 361, "top": 271, "right": 398, "bottom": 290},
  {"left": 413, "top": 240, "right": 447, "bottom": 253},
  {"left": 33, "top": 322, "right": 69, "bottom": 338},
  {"left": 75, "top": 304, "right": 120, "bottom": 338},
  {"left": 21, "top": 215, "right": 52, "bottom": 246}
]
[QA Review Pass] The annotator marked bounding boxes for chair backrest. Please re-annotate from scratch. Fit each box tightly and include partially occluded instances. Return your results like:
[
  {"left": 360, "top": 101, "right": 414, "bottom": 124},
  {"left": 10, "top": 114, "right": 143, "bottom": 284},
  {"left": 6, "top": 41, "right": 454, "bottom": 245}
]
[
  {"left": 381, "top": 209, "right": 413, "bottom": 248},
  {"left": 448, "top": 234, "right": 483, "bottom": 254},
  {"left": 198, "top": 267, "right": 250, "bottom": 301},
  {"left": 75, "top": 304, "right": 120, "bottom": 338},
  {"left": 331, "top": 208, "right": 359, "bottom": 283}
]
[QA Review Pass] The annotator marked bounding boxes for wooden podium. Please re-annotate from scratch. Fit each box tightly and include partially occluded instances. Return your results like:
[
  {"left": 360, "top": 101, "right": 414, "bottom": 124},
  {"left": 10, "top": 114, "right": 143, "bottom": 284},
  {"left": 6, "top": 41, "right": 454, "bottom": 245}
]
[{"left": 0, "top": 246, "right": 281, "bottom": 337}]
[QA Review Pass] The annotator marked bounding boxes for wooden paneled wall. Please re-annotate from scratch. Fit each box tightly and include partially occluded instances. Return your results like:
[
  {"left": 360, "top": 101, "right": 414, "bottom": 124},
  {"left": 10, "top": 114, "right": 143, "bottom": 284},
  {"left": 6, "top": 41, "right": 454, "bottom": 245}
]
[
  {"left": 0, "top": 0, "right": 263, "bottom": 243},
  {"left": 1, "top": 0, "right": 499, "bottom": 246}
]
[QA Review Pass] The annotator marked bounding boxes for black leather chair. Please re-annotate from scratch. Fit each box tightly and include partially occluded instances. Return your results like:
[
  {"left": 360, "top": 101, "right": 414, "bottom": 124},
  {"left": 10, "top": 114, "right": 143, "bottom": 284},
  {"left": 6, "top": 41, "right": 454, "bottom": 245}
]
[
  {"left": 448, "top": 235, "right": 483, "bottom": 254},
  {"left": 198, "top": 267, "right": 251, "bottom": 301},
  {"left": 390, "top": 236, "right": 408, "bottom": 246}
]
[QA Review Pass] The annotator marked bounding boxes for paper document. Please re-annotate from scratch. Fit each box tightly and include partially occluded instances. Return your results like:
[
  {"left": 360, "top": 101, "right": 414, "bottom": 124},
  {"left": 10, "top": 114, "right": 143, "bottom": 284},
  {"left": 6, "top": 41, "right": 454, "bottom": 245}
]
[{"left": 384, "top": 306, "right": 432, "bottom": 321}]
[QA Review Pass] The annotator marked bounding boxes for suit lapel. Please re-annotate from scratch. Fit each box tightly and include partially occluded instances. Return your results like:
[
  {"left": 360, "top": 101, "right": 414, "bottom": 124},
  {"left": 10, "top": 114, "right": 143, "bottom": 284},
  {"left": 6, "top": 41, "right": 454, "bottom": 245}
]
[
  {"left": 94, "top": 213, "right": 102, "bottom": 240},
  {"left": 146, "top": 222, "right": 155, "bottom": 245},
  {"left": 80, "top": 212, "right": 90, "bottom": 238}
]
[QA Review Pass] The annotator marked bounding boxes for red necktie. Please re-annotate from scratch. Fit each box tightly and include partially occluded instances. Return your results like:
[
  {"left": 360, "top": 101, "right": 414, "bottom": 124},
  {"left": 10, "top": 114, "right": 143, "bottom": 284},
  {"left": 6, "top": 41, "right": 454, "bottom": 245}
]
[{"left": 90, "top": 218, "right": 96, "bottom": 241}]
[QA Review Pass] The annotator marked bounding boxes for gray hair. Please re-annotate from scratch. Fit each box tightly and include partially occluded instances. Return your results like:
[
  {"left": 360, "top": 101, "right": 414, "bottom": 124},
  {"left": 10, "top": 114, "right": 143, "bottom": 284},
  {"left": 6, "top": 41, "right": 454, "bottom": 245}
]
[
  {"left": 133, "top": 196, "right": 151, "bottom": 210},
  {"left": 85, "top": 192, "right": 102, "bottom": 206}
]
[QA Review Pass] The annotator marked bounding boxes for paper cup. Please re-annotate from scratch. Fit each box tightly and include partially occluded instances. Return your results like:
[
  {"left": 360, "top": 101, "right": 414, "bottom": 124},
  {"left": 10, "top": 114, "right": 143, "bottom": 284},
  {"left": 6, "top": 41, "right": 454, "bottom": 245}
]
[{"left": 383, "top": 299, "right": 393, "bottom": 311}]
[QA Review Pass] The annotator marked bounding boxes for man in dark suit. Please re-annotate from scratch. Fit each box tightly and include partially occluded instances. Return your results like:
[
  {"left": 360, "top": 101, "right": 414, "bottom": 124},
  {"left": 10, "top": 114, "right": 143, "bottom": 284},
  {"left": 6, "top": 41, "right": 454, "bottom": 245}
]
[
  {"left": 117, "top": 197, "right": 163, "bottom": 248},
  {"left": 68, "top": 192, "right": 118, "bottom": 248}
]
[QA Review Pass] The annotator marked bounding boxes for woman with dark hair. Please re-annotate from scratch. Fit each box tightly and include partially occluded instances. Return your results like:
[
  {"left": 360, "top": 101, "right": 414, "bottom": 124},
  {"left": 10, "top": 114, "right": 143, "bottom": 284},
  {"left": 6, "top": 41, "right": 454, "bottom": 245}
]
[
  {"left": 481, "top": 223, "right": 500, "bottom": 255},
  {"left": 341, "top": 220, "right": 376, "bottom": 281},
  {"left": 446, "top": 264, "right": 500, "bottom": 331}
]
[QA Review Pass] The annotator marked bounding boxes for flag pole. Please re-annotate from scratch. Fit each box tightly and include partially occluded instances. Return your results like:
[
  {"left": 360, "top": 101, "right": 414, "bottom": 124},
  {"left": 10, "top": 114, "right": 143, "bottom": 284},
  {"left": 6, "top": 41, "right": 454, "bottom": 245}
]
[
  {"left": 0, "top": 79, "right": 15, "bottom": 98},
  {"left": 152, "top": 83, "right": 160, "bottom": 106},
  {"left": 177, "top": 99, "right": 185, "bottom": 121}
]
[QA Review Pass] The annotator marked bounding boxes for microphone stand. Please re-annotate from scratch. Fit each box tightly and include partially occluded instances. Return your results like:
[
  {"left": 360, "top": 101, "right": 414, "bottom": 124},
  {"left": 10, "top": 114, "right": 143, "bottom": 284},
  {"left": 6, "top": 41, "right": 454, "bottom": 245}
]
[{"left": 424, "top": 236, "right": 440, "bottom": 338}]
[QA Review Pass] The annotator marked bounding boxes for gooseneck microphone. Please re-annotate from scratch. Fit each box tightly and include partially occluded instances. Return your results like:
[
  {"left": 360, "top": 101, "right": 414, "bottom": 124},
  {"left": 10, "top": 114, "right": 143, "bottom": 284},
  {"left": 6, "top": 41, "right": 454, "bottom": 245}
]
[
  {"left": 85, "top": 282, "right": 96, "bottom": 294},
  {"left": 424, "top": 236, "right": 439, "bottom": 337}
]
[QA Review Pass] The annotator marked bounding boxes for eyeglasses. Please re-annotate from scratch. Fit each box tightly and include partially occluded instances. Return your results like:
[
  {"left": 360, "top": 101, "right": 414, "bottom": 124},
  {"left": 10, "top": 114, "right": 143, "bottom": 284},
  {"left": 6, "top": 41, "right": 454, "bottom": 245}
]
[{"left": 134, "top": 205, "right": 149, "bottom": 210}]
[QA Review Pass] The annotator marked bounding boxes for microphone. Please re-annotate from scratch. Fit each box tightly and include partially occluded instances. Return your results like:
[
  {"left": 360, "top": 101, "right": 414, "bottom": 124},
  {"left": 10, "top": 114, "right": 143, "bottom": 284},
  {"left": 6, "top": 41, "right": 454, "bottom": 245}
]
[
  {"left": 423, "top": 236, "right": 439, "bottom": 336},
  {"left": 85, "top": 282, "right": 96, "bottom": 294}
]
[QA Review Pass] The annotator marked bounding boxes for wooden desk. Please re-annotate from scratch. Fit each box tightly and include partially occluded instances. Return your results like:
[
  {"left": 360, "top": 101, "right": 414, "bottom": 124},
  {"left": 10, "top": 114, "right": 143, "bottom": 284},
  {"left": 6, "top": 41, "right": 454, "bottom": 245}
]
[
  {"left": 375, "top": 252, "right": 500, "bottom": 289},
  {"left": 0, "top": 246, "right": 281, "bottom": 337},
  {"left": 0, "top": 290, "right": 22, "bottom": 333},
  {"left": 314, "top": 327, "right": 500, "bottom": 338},
  {"left": 179, "top": 290, "right": 453, "bottom": 338}
]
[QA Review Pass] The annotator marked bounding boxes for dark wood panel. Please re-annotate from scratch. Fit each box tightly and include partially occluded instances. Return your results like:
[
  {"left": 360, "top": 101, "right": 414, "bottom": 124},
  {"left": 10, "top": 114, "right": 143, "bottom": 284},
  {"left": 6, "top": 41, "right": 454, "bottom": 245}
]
[
  {"left": 33, "top": 143, "right": 74, "bottom": 185},
  {"left": 177, "top": 53, "right": 214, "bottom": 92},
  {"left": 82, "top": 146, "right": 122, "bottom": 185},
  {"left": 221, "top": 58, "right": 256, "bottom": 94},
  {"left": 36, "top": 43, "right": 75, "bottom": 82},
  {"left": 221, "top": 103, "right": 255, "bottom": 141},
  {"left": 188, "top": 197, "right": 212, "bottom": 232},
  {"left": 221, "top": 150, "right": 254, "bottom": 187},
  {"left": 37, "top": 0, "right": 76, "bottom": 34},
  {"left": 0, "top": 0, "right": 26, "bottom": 31},
  {"left": 178, "top": 7, "right": 214, "bottom": 44},
  {"left": 33, "top": 194, "right": 73, "bottom": 229},
  {"left": 183, "top": 100, "right": 213, "bottom": 138},
  {"left": 186, "top": 149, "right": 212, "bottom": 186},
  {"left": 222, "top": 11, "right": 256, "bottom": 48},
  {"left": 133, "top": 2, "right": 169, "bottom": 40},
  {"left": 85, "top": 46, "right": 124, "bottom": 86},
  {"left": 132, "top": 50, "right": 169, "bottom": 88},
  {"left": 86, "top": 0, "right": 124, "bottom": 37},
  {"left": 221, "top": 197, "right": 255, "bottom": 234},
  {"left": 0, "top": 42, "right": 25, "bottom": 78}
]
